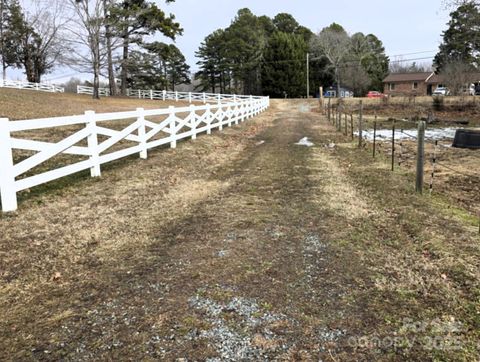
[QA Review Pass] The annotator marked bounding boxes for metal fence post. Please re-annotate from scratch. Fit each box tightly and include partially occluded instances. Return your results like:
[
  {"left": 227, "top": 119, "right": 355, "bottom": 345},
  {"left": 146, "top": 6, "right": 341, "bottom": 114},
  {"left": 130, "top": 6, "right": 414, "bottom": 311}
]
[
  {"left": 0, "top": 118, "right": 17, "bottom": 212},
  {"left": 416, "top": 121, "right": 426, "bottom": 194},
  {"left": 137, "top": 108, "right": 147, "bottom": 159},
  {"left": 86, "top": 110, "right": 101, "bottom": 177},
  {"left": 373, "top": 121, "right": 377, "bottom": 158}
]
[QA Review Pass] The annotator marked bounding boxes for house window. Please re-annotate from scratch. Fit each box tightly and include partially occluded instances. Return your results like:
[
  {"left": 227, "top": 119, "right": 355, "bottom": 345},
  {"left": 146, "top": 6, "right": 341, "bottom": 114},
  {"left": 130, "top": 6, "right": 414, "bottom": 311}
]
[
  {"left": 413, "top": 82, "right": 418, "bottom": 90},
  {"left": 389, "top": 83, "right": 395, "bottom": 91}
]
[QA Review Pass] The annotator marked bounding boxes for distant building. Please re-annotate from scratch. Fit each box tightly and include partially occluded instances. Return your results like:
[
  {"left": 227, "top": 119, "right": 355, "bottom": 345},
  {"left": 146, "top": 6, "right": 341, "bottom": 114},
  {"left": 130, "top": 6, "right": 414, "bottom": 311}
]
[
  {"left": 324, "top": 86, "right": 354, "bottom": 98},
  {"left": 383, "top": 72, "right": 437, "bottom": 96},
  {"left": 383, "top": 72, "right": 480, "bottom": 96}
]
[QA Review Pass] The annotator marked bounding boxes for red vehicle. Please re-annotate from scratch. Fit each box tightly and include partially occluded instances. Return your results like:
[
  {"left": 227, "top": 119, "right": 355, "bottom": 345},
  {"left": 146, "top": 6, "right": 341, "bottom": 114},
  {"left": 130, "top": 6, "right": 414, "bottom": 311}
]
[{"left": 367, "top": 91, "right": 386, "bottom": 98}]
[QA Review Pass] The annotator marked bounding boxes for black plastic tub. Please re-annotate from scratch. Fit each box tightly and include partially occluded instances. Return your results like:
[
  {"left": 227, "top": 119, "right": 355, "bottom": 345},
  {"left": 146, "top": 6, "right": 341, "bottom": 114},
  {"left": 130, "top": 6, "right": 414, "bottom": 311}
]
[{"left": 452, "top": 129, "right": 480, "bottom": 149}]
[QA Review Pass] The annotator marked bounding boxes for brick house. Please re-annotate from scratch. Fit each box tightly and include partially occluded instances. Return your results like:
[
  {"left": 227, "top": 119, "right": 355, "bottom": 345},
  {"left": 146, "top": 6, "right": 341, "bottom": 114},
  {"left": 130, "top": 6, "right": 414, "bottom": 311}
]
[
  {"left": 383, "top": 72, "right": 480, "bottom": 96},
  {"left": 383, "top": 72, "right": 439, "bottom": 96}
]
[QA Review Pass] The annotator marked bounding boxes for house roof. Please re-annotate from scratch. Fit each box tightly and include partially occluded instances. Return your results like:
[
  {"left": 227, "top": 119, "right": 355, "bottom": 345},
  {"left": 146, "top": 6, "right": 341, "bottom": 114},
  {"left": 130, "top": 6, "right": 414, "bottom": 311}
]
[
  {"left": 383, "top": 72, "right": 433, "bottom": 83},
  {"left": 426, "top": 73, "right": 445, "bottom": 84}
]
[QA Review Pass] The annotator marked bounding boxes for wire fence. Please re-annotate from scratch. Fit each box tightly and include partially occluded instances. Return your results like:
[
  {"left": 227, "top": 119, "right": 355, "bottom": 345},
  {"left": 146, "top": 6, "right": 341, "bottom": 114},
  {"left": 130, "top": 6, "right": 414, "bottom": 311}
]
[{"left": 323, "top": 100, "right": 480, "bottom": 233}]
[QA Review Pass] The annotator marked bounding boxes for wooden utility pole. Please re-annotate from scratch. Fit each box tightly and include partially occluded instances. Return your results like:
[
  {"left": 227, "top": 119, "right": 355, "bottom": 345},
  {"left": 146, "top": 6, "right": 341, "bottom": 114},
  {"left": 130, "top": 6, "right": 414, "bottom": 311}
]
[{"left": 416, "top": 121, "right": 426, "bottom": 194}]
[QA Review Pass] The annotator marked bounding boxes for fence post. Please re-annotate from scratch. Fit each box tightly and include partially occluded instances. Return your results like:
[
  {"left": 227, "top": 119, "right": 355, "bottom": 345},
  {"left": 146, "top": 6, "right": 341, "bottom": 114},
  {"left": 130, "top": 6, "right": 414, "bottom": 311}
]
[
  {"left": 350, "top": 114, "right": 354, "bottom": 140},
  {"left": 416, "top": 121, "right": 426, "bottom": 194},
  {"left": 206, "top": 104, "right": 212, "bottom": 134},
  {"left": 234, "top": 104, "right": 239, "bottom": 125},
  {"left": 137, "top": 108, "right": 147, "bottom": 159},
  {"left": 150, "top": 90, "right": 153, "bottom": 100},
  {"left": 190, "top": 105, "right": 197, "bottom": 140},
  {"left": 137, "top": 89, "right": 141, "bottom": 99},
  {"left": 327, "top": 98, "right": 331, "bottom": 123},
  {"left": 203, "top": 92, "right": 206, "bottom": 104},
  {"left": 391, "top": 121, "right": 396, "bottom": 171},
  {"left": 162, "top": 90, "right": 166, "bottom": 101},
  {"left": 0, "top": 118, "right": 17, "bottom": 212},
  {"left": 373, "top": 121, "right": 377, "bottom": 158},
  {"left": 86, "top": 111, "right": 101, "bottom": 177},
  {"left": 358, "top": 100, "right": 363, "bottom": 148},
  {"left": 188, "top": 92, "right": 192, "bottom": 103},
  {"left": 175, "top": 91, "right": 179, "bottom": 102},
  {"left": 218, "top": 103, "right": 223, "bottom": 131},
  {"left": 344, "top": 113, "right": 347, "bottom": 135},
  {"left": 429, "top": 140, "right": 438, "bottom": 195},
  {"left": 169, "top": 106, "right": 177, "bottom": 148}
]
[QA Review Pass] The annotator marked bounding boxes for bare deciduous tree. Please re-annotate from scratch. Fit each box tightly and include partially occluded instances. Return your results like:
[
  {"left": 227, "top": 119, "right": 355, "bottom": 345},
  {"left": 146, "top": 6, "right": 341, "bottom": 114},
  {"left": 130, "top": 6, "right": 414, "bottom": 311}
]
[
  {"left": 21, "top": 0, "right": 70, "bottom": 82},
  {"left": 389, "top": 56, "right": 433, "bottom": 73},
  {"left": 310, "top": 27, "right": 351, "bottom": 97},
  {"left": 342, "top": 63, "right": 370, "bottom": 96},
  {"left": 63, "top": 0, "right": 106, "bottom": 99},
  {"left": 441, "top": 60, "right": 475, "bottom": 95}
]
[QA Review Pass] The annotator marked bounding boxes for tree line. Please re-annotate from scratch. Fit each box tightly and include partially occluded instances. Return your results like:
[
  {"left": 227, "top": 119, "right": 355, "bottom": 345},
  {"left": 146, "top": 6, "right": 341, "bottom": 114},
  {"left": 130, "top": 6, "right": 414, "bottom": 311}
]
[
  {"left": 1, "top": 1, "right": 478, "bottom": 99},
  {"left": 195, "top": 9, "right": 390, "bottom": 98}
]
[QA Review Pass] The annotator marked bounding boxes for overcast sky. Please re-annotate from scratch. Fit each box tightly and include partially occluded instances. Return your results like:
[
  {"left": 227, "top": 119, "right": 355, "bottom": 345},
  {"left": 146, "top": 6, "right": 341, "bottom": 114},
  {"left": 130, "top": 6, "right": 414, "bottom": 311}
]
[{"left": 11, "top": 0, "right": 451, "bottom": 82}]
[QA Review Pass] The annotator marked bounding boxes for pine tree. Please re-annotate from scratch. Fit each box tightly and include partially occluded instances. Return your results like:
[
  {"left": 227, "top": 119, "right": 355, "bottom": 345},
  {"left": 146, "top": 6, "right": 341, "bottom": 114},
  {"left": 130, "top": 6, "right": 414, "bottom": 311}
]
[
  {"left": 110, "top": 0, "right": 182, "bottom": 95},
  {"left": 195, "top": 29, "right": 229, "bottom": 93},
  {"left": 434, "top": 2, "right": 480, "bottom": 71},
  {"left": 261, "top": 32, "right": 307, "bottom": 98}
]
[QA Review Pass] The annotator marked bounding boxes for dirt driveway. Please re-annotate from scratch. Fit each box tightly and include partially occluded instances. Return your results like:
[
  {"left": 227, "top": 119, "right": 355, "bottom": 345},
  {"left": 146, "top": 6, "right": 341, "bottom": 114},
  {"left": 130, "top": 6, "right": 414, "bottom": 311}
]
[{"left": 1, "top": 100, "right": 478, "bottom": 361}]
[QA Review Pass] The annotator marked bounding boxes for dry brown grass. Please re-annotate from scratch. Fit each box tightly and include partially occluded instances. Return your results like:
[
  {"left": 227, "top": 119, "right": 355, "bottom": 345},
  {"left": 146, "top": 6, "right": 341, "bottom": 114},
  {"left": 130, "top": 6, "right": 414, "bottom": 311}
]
[
  {"left": 0, "top": 98, "right": 478, "bottom": 360},
  {"left": 0, "top": 87, "right": 191, "bottom": 120}
]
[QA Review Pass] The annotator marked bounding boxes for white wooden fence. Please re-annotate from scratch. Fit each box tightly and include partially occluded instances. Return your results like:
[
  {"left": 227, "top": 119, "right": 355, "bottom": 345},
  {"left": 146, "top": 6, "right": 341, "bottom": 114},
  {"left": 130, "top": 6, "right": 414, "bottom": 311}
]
[
  {"left": 0, "top": 79, "right": 64, "bottom": 93},
  {"left": 0, "top": 96, "right": 269, "bottom": 212},
  {"left": 76, "top": 85, "right": 252, "bottom": 104},
  {"left": 77, "top": 85, "right": 110, "bottom": 97},
  {"left": 126, "top": 88, "right": 252, "bottom": 104}
]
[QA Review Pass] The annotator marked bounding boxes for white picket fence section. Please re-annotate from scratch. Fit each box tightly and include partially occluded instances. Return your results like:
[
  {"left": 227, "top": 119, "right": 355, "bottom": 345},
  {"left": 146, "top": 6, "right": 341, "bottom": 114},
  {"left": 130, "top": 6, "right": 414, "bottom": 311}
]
[
  {"left": 0, "top": 79, "right": 64, "bottom": 93},
  {"left": 0, "top": 96, "right": 270, "bottom": 212},
  {"left": 77, "top": 85, "right": 111, "bottom": 97}
]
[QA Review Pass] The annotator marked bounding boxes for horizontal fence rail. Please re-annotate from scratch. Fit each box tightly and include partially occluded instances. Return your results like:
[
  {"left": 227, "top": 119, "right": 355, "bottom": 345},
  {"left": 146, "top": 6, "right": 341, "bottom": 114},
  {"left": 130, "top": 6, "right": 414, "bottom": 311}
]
[
  {"left": 0, "top": 95, "right": 270, "bottom": 212},
  {"left": 77, "top": 85, "right": 111, "bottom": 97},
  {"left": 0, "top": 79, "right": 64, "bottom": 93}
]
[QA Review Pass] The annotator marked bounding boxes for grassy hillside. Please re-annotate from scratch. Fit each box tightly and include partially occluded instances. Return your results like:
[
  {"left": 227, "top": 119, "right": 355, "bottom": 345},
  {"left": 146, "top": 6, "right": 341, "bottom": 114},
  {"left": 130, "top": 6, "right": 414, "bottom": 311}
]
[{"left": 0, "top": 88, "right": 190, "bottom": 120}]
